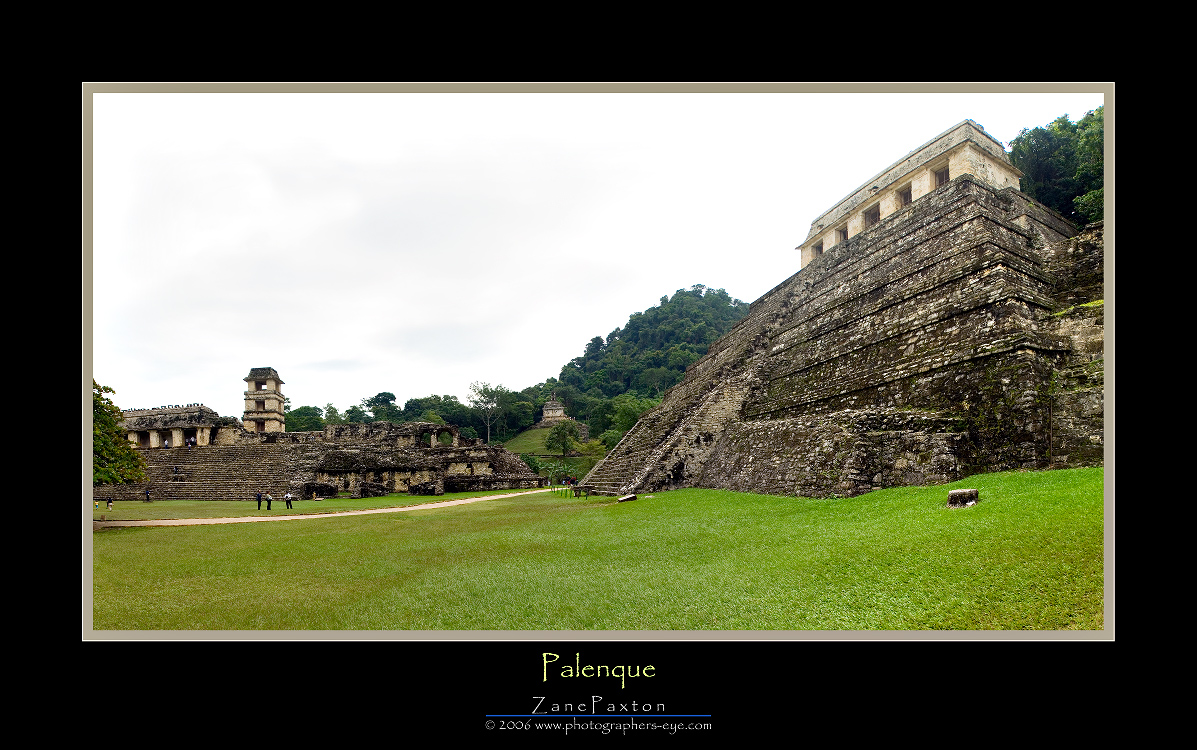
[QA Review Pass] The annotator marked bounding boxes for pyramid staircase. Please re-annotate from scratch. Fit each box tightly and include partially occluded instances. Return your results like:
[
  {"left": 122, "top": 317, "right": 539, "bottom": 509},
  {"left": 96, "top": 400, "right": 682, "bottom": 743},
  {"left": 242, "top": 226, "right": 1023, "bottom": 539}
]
[{"left": 581, "top": 392, "right": 712, "bottom": 496}]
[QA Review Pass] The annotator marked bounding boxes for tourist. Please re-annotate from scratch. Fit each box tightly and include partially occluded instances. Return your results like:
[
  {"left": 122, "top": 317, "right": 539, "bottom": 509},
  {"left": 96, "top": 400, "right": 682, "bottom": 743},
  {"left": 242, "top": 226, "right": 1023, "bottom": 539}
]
[
  {"left": 256, "top": 492, "right": 263, "bottom": 510},
  {"left": 107, "top": 498, "right": 113, "bottom": 511},
  {"left": 266, "top": 493, "right": 273, "bottom": 510},
  {"left": 284, "top": 491, "right": 293, "bottom": 510}
]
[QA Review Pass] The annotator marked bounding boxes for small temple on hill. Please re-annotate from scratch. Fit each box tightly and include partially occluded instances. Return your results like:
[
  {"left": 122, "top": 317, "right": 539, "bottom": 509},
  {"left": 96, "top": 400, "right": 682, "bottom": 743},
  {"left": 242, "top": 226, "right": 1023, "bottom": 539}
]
[
  {"left": 540, "top": 393, "right": 567, "bottom": 425},
  {"left": 538, "top": 392, "right": 588, "bottom": 440}
]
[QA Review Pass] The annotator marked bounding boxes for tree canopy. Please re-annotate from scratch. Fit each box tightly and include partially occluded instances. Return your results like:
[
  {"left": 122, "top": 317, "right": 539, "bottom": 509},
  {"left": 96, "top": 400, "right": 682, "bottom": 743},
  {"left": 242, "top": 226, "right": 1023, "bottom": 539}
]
[
  {"left": 308, "top": 284, "right": 744, "bottom": 448},
  {"left": 469, "top": 381, "right": 504, "bottom": 444},
  {"left": 363, "top": 392, "right": 400, "bottom": 423},
  {"left": 323, "top": 403, "right": 343, "bottom": 425},
  {"left": 1009, "top": 107, "right": 1104, "bottom": 224},
  {"left": 285, "top": 405, "right": 325, "bottom": 432},
  {"left": 93, "top": 380, "right": 146, "bottom": 486},
  {"left": 545, "top": 420, "right": 581, "bottom": 457},
  {"left": 557, "top": 285, "right": 748, "bottom": 400}
]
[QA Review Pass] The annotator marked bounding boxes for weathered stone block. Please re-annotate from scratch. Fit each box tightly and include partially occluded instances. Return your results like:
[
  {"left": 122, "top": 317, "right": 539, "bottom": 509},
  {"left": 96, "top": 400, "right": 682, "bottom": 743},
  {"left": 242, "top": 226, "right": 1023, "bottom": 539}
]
[
  {"left": 353, "top": 481, "right": 389, "bottom": 499},
  {"left": 948, "top": 488, "right": 979, "bottom": 507},
  {"left": 410, "top": 479, "right": 445, "bottom": 496},
  {"left": 303, "top": 482, "right": 337, "bottom": 499}
]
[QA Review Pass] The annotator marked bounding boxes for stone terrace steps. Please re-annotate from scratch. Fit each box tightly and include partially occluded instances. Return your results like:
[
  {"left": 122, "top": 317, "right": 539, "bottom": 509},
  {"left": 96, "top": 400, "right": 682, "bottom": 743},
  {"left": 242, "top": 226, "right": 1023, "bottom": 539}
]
[
  {"left": 581, "top": 403, "right": 691, "bottom": 495},
  {"left": 93, "top": 445, "right": 295, "bottom": 502},
  {"left": 583, "top": 363, "right": 755, "bottom": 496}
]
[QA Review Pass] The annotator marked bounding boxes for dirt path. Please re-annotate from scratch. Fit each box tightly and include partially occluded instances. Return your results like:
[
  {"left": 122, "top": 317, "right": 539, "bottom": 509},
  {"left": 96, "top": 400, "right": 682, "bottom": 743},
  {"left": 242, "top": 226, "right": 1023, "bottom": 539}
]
[{"left": 91, "top": 489, "right": 553, "bottom": 529}]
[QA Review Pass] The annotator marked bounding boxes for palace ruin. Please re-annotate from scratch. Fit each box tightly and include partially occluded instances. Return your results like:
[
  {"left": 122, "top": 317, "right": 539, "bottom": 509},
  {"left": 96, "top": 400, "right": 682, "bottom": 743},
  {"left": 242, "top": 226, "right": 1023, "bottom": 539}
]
[
  {"left": 100, "top": 368, "right": 545, "bottom": 501},
  {"left": 583, "top": 120, "right": 1104, "bottom": 498}
]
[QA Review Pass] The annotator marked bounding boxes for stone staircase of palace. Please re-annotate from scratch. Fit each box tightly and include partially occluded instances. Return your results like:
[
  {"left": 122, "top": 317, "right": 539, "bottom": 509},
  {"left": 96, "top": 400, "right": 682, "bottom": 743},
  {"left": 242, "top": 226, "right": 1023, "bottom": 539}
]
[{"left": 92, "top": 445, "right": 307, "bottom": 502}]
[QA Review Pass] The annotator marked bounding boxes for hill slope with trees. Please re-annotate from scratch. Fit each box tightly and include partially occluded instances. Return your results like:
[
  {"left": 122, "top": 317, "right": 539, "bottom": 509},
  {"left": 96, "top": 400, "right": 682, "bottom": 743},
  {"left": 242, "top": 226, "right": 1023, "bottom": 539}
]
[
  {"left": 287, "top": 284, "right": 749, "bottom": 447},
  {"left": 547, "top": 284, "right": 749, "bottom": 440},
  {"left": 1009, "top": 106, "right": 1104, "bottom": 225}
]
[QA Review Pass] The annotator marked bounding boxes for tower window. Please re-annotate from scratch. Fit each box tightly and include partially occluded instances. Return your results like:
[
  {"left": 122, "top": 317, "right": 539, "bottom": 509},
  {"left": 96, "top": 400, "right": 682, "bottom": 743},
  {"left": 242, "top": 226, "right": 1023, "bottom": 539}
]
[
  {"left": 935, "top": 167, "right": 950, "bottom": 187},
  {"left": 898, "top": 186, "right": 912, "bottom": 206},
  {"left": 864, "top": 205, "right": 880, "bottom": 228}
]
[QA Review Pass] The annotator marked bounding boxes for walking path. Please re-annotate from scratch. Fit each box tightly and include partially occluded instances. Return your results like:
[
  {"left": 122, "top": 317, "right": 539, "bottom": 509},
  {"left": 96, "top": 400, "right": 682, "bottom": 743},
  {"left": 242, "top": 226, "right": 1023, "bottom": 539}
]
[{"left": 92, "top": 489, "right": 553, "bottom": 528}]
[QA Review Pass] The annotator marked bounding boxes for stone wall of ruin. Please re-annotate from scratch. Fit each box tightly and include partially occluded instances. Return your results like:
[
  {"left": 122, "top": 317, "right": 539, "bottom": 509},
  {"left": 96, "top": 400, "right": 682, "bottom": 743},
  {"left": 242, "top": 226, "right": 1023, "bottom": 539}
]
[
  {"left": 583, "top": 176, "right": 1104, "bottom": 498},
  {"left": 96, "top": 421, "right": 544, "bottom": 502}
]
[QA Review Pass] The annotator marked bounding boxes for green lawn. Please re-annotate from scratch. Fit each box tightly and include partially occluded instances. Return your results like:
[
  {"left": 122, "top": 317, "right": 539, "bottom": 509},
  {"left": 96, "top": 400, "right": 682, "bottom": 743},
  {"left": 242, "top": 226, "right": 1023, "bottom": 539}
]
[
  {"left": 498, "top": 428, "right": 552, "bottom": 455},
  {"left": 91, "top": 488, "right": 546, "bottom": 521},
  {"left": 499, "top": 428, "right": 603, "bottom": 478},
  {"left": 91, "top": 468, "right": 1104, "bottom": 631}
]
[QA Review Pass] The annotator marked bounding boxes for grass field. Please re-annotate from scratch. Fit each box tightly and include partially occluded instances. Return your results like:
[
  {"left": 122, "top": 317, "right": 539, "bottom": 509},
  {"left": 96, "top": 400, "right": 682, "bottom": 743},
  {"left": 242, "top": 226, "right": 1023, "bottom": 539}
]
[
  {"left": 499, "top": 428, "right": 602, "bottom": 477},
  {"left": 498, "top": 428, "right": 553, "bottom": 455},
  {"left": 90, "top": 468, "right": 1104, "bottom": 631},
  {"left": 91, "top": 487, "right": 544, "bottom": 521}
]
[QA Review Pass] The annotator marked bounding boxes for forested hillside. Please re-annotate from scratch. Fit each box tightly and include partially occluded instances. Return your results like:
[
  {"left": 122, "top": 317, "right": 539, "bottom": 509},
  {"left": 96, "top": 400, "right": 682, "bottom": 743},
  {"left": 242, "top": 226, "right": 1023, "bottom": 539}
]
[
  {"left": 559, "top": 285, "right": 748, "bottom": 397},
  {"left": 547, "top": 285, "right": 748, "bottom": 443},
  {"left": 288, "top": 284, "right": 749, "bottom": 445},
  {"left": 1009, "top": 106, "right": 1104, "bottom": 225}
]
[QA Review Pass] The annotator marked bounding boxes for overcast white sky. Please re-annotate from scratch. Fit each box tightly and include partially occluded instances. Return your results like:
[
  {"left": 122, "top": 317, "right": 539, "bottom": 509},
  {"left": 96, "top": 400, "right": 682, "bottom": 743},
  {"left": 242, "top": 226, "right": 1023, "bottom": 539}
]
[{"left": 87, "top": 84, "right": 1108, "bottom": 420}]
